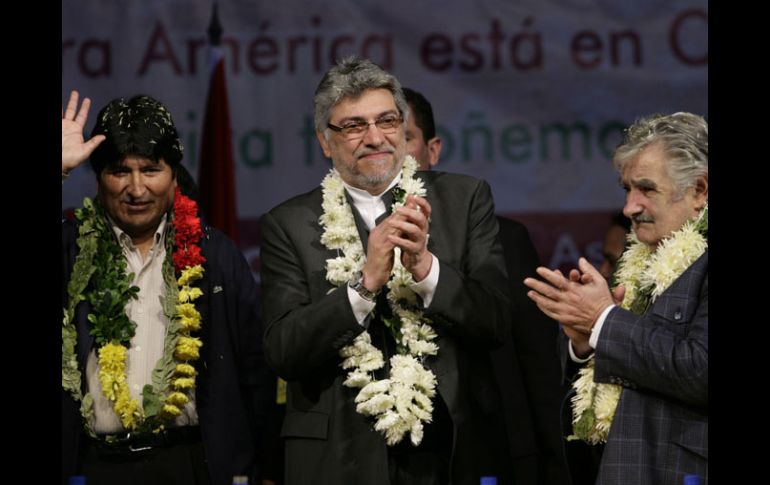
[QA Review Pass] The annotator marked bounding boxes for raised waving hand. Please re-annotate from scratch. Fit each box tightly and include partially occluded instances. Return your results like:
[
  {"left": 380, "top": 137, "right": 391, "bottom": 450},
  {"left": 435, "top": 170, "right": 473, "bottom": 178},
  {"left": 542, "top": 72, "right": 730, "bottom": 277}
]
[{"left": 62, "top": 90, "right": 105, "bottom": 176}]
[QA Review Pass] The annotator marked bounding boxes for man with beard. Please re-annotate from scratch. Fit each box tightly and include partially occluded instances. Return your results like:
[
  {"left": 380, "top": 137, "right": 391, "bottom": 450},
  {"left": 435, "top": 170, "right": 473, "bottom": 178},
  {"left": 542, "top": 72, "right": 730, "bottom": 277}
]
[{"left": 260, "top": 57, "right": 513, "bottom": 484}]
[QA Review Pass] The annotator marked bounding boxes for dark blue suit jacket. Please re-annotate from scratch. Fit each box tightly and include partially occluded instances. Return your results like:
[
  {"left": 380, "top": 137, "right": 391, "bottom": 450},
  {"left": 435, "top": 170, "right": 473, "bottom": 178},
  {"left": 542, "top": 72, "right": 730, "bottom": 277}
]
[
  {"left": 594, "top": 250, "right": 708, "bottom": 484},
  {"left": 62, "top": 220, "right": 270, "bottom": 485}
]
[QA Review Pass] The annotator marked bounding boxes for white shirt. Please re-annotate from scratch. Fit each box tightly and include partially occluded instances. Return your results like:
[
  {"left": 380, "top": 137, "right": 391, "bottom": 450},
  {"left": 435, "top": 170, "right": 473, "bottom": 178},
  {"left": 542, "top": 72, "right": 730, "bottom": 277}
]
[
  {"left": 339, "top": 173, "right": 440, "bottom": 325},
  {"left": 87, "top": 215, "right": 198, "bottom": 433},
  {"left": 568, "top": 304, "right": 615, "bottom": 363}
]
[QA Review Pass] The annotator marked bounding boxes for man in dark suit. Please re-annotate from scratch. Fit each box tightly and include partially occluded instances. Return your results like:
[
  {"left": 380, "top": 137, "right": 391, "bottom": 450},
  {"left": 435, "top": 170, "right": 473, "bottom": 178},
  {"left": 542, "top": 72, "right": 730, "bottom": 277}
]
[
  {"left": 260, "top": 57, "right": 512, "bottom": 484},
  {"left": 403, "top": 86, "right": 571, "bottom": 485},
  {"left": 61, "top": 92, "right": 270, "bottom": 485},
  {"left": 524, "top": 112, "right": 708, "bottom": 485}
]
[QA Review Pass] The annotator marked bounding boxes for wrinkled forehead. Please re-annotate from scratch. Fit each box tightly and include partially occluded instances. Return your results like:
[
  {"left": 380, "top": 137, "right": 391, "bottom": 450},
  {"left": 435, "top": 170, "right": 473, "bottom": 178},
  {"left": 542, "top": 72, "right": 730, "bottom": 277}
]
[{"left": 620, "top": 143, "right": 670, "bottom": 184}]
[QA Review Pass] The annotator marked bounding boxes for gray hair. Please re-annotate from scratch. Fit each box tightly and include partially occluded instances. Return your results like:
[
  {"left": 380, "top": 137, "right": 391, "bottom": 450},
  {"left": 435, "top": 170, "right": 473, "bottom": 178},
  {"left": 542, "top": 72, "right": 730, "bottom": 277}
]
[
  {"left": 613, "top": 112, "right": 708, "bottom": 198},
  {"left": 313, "top": 56, "right": 408, "bottom": 135}
]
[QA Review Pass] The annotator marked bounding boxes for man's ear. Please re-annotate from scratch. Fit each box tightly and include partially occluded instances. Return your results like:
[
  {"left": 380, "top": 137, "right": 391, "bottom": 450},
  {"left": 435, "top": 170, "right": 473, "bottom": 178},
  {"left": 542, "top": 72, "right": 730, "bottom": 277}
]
[
  {"left": 316, "top": 130, "right": 332, "bottom": 158},
  {"left": 427, "top": 137, "right": 442, "bottom": 168},
  {"left": 693, "top": 173, "right": 708, "bottom": 209}
]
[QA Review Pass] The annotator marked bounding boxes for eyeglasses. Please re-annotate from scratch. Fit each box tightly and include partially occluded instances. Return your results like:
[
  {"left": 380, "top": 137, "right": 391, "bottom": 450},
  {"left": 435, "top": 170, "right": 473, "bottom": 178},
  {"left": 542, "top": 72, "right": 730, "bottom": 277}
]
[{"left": 327, "top": 114, "right": 403, "bottom": 139}]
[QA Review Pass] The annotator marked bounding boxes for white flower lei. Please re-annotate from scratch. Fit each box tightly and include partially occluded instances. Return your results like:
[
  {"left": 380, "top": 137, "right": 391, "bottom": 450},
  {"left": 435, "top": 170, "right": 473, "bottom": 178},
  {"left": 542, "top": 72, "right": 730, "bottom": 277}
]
[
  {"left": 320, "top": 155, "right": 439, "bottom": 446},
  {"left": 569, "top": 204, "right": 708, "bottom": 444}
]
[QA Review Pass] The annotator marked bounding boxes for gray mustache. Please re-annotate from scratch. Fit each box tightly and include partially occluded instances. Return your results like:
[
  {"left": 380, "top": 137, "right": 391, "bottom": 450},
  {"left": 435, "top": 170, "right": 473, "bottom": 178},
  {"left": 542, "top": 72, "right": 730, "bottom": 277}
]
[
  {"left": 632, "top": 214, "right": 654, "bottom": 223},
  {"left": 355, "top": 145, "right": 395, "bottom": 158}
]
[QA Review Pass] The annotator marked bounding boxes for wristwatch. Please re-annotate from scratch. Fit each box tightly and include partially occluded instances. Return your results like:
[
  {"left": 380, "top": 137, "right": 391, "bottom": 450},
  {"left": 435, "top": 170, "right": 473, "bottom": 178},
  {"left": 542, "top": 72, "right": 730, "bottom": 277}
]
[{"left": 349, "top": 274, "right": 380, "bottom": 302}]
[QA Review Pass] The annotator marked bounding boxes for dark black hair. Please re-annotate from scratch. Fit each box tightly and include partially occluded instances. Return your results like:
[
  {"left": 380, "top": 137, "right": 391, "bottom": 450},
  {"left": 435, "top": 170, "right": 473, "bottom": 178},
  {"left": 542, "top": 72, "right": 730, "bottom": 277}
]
[
  {"left": 402, "top": 87, "right": 436, "bottom": 141},
  {"left": 89, "top": 95, "right": 184, "bottom": 177},
  {"left": 175, "top": 164, "right": 199, "bottom": 202}
]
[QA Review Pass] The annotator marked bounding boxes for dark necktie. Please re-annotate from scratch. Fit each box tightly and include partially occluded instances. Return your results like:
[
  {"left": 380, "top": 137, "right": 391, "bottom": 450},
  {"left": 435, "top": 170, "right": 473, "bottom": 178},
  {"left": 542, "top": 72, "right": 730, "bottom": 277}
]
[
  {"left": 347, "top": 189, "right": 395, "bottom": 250},
  {"left": 356, "top": 188, "right": 397, "bottom": 378},
  {"left": 375, "top": 188, "right": 395, "bottom": 227}
]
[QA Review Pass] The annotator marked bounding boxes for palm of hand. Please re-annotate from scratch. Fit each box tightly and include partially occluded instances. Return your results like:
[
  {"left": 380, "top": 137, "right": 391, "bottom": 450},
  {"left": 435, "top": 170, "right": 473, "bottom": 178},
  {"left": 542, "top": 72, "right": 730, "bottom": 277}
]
[
  {"left": 62, "top": 91, "right": 105, "bottom": 174},
  {"left": 62, "top": 119, "right": 89, "bottom": 171}
]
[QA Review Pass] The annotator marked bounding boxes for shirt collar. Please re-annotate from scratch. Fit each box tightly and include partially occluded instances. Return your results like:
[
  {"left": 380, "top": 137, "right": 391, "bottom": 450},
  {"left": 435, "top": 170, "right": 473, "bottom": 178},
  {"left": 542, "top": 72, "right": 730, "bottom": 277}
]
[
  {"left": 107, "top": 213, "right": 168, "bottom": 251},
  {"left": 337, "top": 170, "right": 401, "bottom": 205}
]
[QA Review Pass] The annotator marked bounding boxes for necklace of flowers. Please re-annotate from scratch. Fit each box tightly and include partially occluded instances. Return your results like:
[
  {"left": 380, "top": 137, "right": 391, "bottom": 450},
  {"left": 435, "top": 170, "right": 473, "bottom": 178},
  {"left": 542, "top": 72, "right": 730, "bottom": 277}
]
[
  {"left": 319, "top": 155, "right": 439, "bottom": 446},
  {"left": 568, "top": 203, "right": 708, "bottom": 445},
  {"left": 62, "top": 187, "right": 206, "bottom": 435}
]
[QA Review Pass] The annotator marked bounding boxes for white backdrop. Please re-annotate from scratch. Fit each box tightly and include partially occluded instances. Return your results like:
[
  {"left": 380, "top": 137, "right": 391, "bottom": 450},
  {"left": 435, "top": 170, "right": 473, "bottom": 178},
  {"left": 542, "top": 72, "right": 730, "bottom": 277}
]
[{"left": 62, "top": 0, "right": 708, "bottom": 273}]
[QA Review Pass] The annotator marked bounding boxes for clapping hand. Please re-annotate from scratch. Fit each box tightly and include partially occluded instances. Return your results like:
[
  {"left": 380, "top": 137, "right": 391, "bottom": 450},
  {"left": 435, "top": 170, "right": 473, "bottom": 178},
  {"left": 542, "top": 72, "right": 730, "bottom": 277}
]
[
  {"left": 389, "top": 195, "right": 433, "bottom": 282},
  {"left": 524, "top": 257, "right": 617, "bottom": 356},
  {"left": 362, "top": 194, "right": 434, "bottom": 291}
]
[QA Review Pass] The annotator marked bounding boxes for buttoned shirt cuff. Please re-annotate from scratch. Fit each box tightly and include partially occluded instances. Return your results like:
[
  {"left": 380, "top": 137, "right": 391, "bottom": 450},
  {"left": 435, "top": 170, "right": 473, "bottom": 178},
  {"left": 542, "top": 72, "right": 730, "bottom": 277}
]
[
  {"left": 347, "top": 285, "right": 377, "bottom": 325},
  {"left": 568, "top": 304, "right": 615, "bottom": 363},
  {"left": 589, "top": 304, "right": 615, "bottom": 349},
  {"left": 410, "top": 254, "right": 440, "bottom": 308},
  {"left": 568, "top": 340, "right": 594, "bottom": 363}
]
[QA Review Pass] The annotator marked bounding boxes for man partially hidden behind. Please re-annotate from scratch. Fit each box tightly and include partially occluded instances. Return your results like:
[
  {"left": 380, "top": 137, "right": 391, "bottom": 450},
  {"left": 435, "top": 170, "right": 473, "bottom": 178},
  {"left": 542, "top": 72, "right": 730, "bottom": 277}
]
[
  {"left": 402, "top": 88, "right": 441, "bottom": 171},
  {"left": 61, "top": 92, "right": 268, "bottom": 485},
  {"left": 260, "top": 58, "right": 512, "bottom": 484},
  {"left": 598, "top": 212, "right": 632, "bottom": 282},
  {"left": 525, "top": 112, "right": 708, "bottom": 485},
  {"left": 402, "top": 86, "right": 571, "bottom": 485}
]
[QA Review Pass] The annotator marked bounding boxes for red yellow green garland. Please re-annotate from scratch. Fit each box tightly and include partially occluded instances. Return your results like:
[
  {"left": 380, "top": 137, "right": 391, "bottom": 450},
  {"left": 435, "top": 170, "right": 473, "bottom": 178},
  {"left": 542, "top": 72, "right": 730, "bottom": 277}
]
[{"left": 62, "top": 187, "right": 206, "bottom": 434}]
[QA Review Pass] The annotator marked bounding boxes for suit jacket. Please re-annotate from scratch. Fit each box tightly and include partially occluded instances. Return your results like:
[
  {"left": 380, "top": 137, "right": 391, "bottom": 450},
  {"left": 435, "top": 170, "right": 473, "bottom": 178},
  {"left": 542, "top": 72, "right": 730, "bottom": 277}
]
[
  {"left": 591, "top": 250, "right": 708, "bottom": 485},
  {"left": 494, "top": 217, "right": 571, "bottom": 485},
  {"left": 260, "top": 171, "right": 513, "bottom": 485},
  {"left": 62, "top": 220, "right": 270, "bottom": 485}
]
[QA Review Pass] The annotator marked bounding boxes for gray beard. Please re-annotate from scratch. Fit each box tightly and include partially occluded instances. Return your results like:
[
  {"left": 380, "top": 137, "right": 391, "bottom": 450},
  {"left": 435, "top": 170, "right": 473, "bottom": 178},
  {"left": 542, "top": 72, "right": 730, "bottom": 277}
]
[{"left": 345, "top": 159, "right": 403, "bottom": 192}]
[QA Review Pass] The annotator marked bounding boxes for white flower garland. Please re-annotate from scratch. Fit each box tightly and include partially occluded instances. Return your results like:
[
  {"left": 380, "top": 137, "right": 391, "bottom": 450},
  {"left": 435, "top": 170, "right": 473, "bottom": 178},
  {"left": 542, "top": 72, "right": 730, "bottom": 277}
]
[
  {"left": 320, "top": 155, "right": 439, "bottom": 446},
  {"left": 569, "top": 204, "right": 708, "bottom": 444}
]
